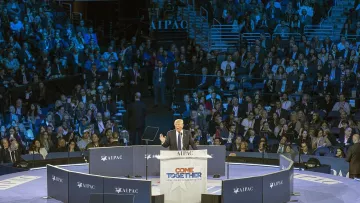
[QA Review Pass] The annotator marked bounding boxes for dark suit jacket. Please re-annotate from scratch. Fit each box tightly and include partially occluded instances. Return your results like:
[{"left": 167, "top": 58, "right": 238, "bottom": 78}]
[
  {"left": 162, "top": 129, "right": 197, "bottom": 150},
  {"left": 275, "top": 79, "right": 293, "bottom": 94},
  {"left": 0, "top": 148, "right": 11, "bottom": 163},
  {"left": 127, "top": 100, "right": 146, "bottom": 130},
  {"left": 293, "top": 80, "right": 310, "bottom": 93},
  {"left": 316, "top": 81, "right": 333, "bottom": 95},
  {"left": 85, "top": 69, "right": 99, "bottom": 84},
  {"left": 346, "top": 143, "right": 360, "bottom": 175},
  {"left": 197, "top": 75, "right": 212, "bottom": 89}
]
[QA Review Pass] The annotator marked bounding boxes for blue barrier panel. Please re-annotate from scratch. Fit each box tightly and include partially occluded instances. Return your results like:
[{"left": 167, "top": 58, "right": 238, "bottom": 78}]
[
  {"left": 132, "top": 146, "right": 162, "bottom": 176},
  {"left": 46, "top": 152, "right": 70, "bottom": 159},
  {"left": 0, "top": 164, "right": 28, "bottom": 176},
  {"left": 68, "top": 172, "right": 104, "bottom": 203},
  {"left": 89, "top": 194, "right": 135, "bottom": 203},
  {"left": 222, "top": 176, "right": 263, "bottom": 203},
  {"left": 198, "top": 145, "right": 226, "bottom": 176},
  {"left": 226, "top": 152, "right": 265, "bottom": 158},
  {"left": 103, "top": 177, "right": 151, "bottom": 203},
  {"left": 21, "top": 154, "right": 44, "bottom": 161},
  {"left": 47, "top": 165, "right": 69, "bottom": 202},
  {"left": 301, "top": 155, "right": 349, "bottom": 177},
  {"left": 279, "top": 155, "right": 294, "bottom": 195},
  {"left": 89, "top": 146, "right": 133, "bottom": 177},
  {"left": 262, "top": 169, "right": 291, "bottom": 203}
]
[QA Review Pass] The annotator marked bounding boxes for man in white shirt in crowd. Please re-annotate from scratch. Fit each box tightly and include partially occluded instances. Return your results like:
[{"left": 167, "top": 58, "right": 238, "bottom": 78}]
[{"left": 221, "top": 55, "right": 236, "bottom": 72}]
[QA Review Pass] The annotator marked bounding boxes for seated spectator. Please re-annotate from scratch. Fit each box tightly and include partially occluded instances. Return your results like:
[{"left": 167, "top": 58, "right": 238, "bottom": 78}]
[
  {"left": 0, "top": 138, "right": 11, "bottom": 163},
  {"left": 311, "top": 129, "right": 331, "bottom": 150},
  {"left": 40, "top": 131, "right": 53, "bottom": 153},
  {"left": 300, "top": 142, "right": 312, "bottom": 155},
  {"left": 77, "top": 130, "right": 91, "bottom": 151},
  {"left": 85, "top": 133, "right": 102, "bottom": 150},
  {"left": 4, "top": 52, "right": 20, "bottom": 74},
  {"left": 29, "top": 139, "right": 48, "bottom": 159},
  {"left": 332, "top": 93, "right": 351, "bottom": 115},
  {"left": 10, "top": 16, "right": 23, "bottom": 36},
  {"left": 276, "top": 136, "right": 288, "bottom": 153},
  {"left": 108, "top": 132, "right": 122, "bottom": 146},
  {"left": 299, "top": 9, "right": 312, "bottom": 26},
  {"left": 102, "top": 46, "right": 118, "bottom": 64},
  {"left": 83, "top": 27, "right": 98, "bottom": 45},
  {"left": 335, "top": 147, "right": 345, "bottom": 158},
  {"left": 221, "top": 55, "right": 236, "bottom": 72},
  {"left": 68, "top": 140, "right": 80, "bottom": 152},
  {"left": 6, "top": 0, "right": 21, "bottom": 19}
]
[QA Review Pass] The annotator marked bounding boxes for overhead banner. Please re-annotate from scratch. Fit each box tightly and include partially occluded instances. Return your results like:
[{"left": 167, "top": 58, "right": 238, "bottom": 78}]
[
  {"left": 103, "top": 177, "right": 151, "bottom": 203},
  {"left": 47, "top": 165, "right": 69, "bottom": 203},
  {"left": 151, "top": 20, "right": 188, "bottom": 30},
  {"left": 198, "top": 145, "right": 226, "bottom": 176},
  {"left": 89, "top": 146, "right": 133, "bottom": 177},
  {"left": 262, "top": 170, "right": 290, "bottom": 203},
  {"left": 68, "top": 172, "right": 104, "bottom": 203},
  {"left": 222, "top": 176, "right": 263, "bottom": 203}
]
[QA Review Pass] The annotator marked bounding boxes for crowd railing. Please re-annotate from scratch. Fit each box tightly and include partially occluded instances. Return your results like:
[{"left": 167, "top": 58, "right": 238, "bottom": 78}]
[
  {"left": 173, "top": 73, "right": 358, "bottom": 99},
  {"left": 209, "top": 24, "right": 240, "bottom": 51},
  {"left": 241, "top": 32, "right": 271, "bottom": 46},
  {"left": 303, "top": 25, "right": 333, "bottom": 40},
  {"left": 271, "top": 33, "right": 301, "bottom": 42},
  {"left": 226, "top": 151, "right": 347, "bottom": 177},
  {"left": 0, "top": 74, "right": 84, "bottom": 106}
]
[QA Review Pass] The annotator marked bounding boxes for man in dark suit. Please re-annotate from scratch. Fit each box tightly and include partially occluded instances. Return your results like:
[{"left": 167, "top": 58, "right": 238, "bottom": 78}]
[
  {"left": 346, "top": 134, "right": 360, "bottom": 179},
  {"left": 159, "top": 119, "right": 197, "bottom": 150},
  {"left": 153, "top": 61, "right": 167, "bottom": 107},
  {"left": 275, "top": 74, "right": 293, "bottom": 94},
  {"left": 112, "top": 63, "right": 128, "bottom": 102},
  {"left": 127, "top": 92, "right": 146, "bottom": 145},
  {"left": 317, "top": 74, "right": 333, "bottom": 96},
  {"left": 0, "top": 138, "right": 11, "bottom": 163},
  {"left": 197, "top": 67, "right": 212, "bottom": 89}
]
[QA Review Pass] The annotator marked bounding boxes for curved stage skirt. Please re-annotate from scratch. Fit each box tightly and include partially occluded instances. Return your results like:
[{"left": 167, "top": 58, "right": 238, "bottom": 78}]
[{"left": 0, "top": 163, "right": 359, "bottom": 203}]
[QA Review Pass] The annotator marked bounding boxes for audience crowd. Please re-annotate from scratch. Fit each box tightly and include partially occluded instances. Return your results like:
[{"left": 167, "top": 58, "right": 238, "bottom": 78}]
[{"left": 0, "top": 0, "right": 360, "bottom": 165}]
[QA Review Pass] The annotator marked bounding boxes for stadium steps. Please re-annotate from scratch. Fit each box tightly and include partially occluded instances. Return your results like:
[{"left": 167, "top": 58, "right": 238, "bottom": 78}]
[{"left": 324, "top": 0, "right": 356, "bottom": 39}]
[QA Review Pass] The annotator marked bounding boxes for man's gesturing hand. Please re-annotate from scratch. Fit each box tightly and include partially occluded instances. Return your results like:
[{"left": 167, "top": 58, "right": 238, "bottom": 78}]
[{"left": 159, "top": 134, "right": 166, "bottom": 144}]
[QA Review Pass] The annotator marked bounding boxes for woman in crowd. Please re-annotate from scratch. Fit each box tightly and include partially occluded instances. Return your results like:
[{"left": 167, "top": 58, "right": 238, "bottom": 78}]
[
  {"left": 29, "top": 139, "right": 48, "bottom": 159},
  {"left": 335, "top": 147, "right": 345, "bottom": 158},
  {"left": 39, "top": 131, "right": 53, "bottom": 152}
]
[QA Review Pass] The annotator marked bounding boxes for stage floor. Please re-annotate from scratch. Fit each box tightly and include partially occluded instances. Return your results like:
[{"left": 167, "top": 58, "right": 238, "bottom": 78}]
[{"left": 0, "top": 163, "right": 359, "bottom": 203}]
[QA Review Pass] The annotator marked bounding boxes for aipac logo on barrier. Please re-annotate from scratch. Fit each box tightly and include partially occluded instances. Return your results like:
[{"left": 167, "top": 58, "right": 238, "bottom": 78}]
[
  {"left": 115, "top": 187, "right": 139, "bottom": 194},
  {"left": 52, "top": 175, "right": 63, "bottom": 183},
  {"left": 145, "top": 154, "right": 160, "bottom": 160},
  {"left": 166, "top": 168, "right": 202, "bottom": 180},
  {"left": 233, "top": 186, "right": 254, "bottom": 194},
  {"left": 101, "top": 155, "right": 123, "bottom": 162},
  {"left": 77, "top": 181, "right": 95, "bottom": 189},
  {"left": 269, "top": 180, "right": 283, "bottom": 189}
]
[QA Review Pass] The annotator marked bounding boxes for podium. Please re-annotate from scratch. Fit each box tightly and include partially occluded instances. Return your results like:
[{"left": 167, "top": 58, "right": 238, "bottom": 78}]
[{"left": 158, "top": 150, "right": 211, "bottom": 203}]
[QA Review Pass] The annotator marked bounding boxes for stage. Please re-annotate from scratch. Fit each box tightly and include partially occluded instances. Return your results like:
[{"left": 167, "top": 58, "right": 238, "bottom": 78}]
[{"left": 0, "top": 163, "right": 359, "bottom": 203}]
